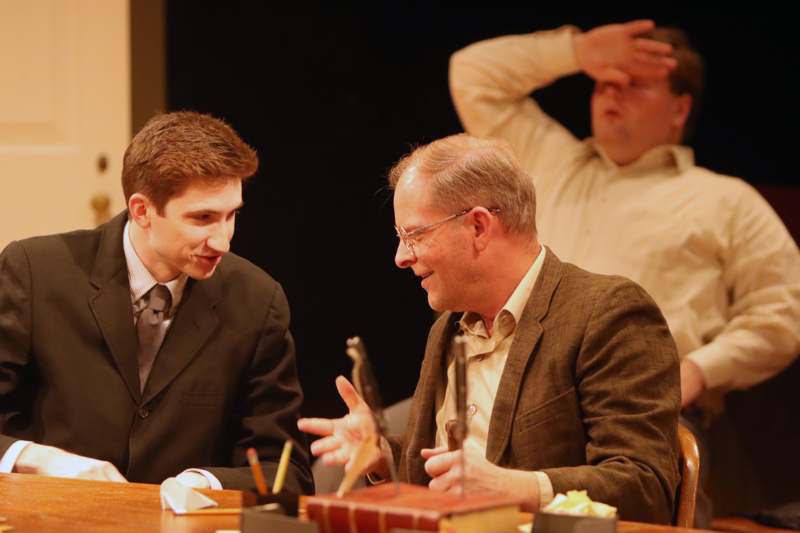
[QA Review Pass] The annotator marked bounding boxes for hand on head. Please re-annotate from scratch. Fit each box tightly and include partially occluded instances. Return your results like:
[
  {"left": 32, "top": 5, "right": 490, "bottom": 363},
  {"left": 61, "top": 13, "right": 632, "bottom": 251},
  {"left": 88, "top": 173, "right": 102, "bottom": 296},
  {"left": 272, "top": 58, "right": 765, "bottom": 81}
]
[{"left": 574, "top": 19, "right": 677, "bottom": 86}]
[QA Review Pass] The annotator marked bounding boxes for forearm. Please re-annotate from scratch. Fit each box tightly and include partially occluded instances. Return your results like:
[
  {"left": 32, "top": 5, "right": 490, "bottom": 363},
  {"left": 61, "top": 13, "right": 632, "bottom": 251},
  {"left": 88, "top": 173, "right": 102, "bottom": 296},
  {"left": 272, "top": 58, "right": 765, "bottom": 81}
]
[
  {"left": 449, "top": 26, "right": 583, "bottom": 171},
  {"left": 569, "top": 282, "right": 680, "bottom": 523},
  {"left": 236, "top": 287, "right": 313, "bottom": 493},
  {"left": 544, "top": 461, "right": 674, "bottom": 524},
  {"left": 450, "top": 26, "right": 581, "bottom": 112},
  {"left": 685, "top": 329, "right": 799, "bottom": 391},
  {"left": 500, "top": 468, "right": 542, "bottom": 512},
  {"left": 696, "top": 186, "right": 800, "bottom": 390},
  {"left": 0, "top": 242, "right": 35, "bottom": 471}
]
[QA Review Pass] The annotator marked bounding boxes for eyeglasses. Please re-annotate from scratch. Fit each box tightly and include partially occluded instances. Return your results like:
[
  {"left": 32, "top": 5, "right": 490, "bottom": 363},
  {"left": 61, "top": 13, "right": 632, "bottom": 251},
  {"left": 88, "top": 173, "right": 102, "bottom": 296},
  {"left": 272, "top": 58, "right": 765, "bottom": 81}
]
[{"left": 395, "top": 207, "right": 501, "bottom": 256}]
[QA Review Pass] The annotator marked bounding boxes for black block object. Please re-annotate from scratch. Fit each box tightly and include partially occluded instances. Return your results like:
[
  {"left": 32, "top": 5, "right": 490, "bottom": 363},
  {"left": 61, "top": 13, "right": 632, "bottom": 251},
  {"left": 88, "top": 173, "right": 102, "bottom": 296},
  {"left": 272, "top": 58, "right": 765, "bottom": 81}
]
[
  {"left": 533, "top": 512, "right": 617, "bottom": 533},
  {"left": 240, "top": 508, "right": 319, "bottom": 533},
  {"left": 242, "top": 490, "right": 301, "bottom": 517},
  {"left": 751, "top": 501, "right": 800, "bottom": 530}
]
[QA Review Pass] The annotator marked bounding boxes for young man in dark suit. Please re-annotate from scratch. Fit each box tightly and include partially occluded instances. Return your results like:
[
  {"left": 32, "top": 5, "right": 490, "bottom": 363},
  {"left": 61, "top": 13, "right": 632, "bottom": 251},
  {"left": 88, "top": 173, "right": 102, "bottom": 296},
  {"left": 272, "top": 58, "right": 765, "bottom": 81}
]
[{"left": 0, "top": 111, "right": 313, "bottom": 493}]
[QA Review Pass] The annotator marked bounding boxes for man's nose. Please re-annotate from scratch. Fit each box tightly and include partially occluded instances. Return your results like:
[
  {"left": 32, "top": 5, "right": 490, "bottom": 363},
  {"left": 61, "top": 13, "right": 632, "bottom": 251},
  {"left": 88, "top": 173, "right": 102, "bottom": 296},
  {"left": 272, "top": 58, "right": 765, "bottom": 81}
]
[
  {"left": 598, "top": 81, "right": 622, "bottom": 96},
  {"left": 394, "top": 240, "right": 415, "bottom": 269},
  {"left": 207, "top": 223, "right": 231, "bottom": 253}
]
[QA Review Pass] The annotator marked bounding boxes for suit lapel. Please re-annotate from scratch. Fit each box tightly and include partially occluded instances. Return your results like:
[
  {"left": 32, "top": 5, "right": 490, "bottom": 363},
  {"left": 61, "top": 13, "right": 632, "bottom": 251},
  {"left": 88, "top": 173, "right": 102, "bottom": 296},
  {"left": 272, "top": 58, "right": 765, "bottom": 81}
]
[
  {"left": 485, "top": 248, "right": 564, "bottom": 463},
  {"left": 88, "top": 212, "right": 141, "bottom": 404},
  {"left": 404, "top": 312, "right": 458, "bottom": 483},
  {"left": 141, "top": 275, "right": 221, "bottom": 404}
]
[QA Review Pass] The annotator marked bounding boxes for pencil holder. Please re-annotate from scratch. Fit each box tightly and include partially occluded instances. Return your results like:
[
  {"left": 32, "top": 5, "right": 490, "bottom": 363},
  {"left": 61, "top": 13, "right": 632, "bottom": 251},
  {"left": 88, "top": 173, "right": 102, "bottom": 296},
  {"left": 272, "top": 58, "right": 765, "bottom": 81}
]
[{"left": 242, "top": 490, "right": 300, "bottom": 517}]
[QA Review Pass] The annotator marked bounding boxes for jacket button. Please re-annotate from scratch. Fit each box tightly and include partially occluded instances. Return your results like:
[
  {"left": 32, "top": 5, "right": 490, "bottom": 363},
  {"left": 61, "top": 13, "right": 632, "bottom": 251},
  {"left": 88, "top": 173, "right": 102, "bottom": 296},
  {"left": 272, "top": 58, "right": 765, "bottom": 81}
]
[{"left": 138, "top": 407, "right": 150, "bottom": 419}]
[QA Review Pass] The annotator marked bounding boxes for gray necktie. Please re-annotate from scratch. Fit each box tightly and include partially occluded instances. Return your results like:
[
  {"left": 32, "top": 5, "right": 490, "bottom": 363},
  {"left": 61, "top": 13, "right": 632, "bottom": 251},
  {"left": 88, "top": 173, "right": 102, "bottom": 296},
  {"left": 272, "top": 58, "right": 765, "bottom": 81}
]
[{"left": 136, "top": 284, "right": 172, "bottom": 392}]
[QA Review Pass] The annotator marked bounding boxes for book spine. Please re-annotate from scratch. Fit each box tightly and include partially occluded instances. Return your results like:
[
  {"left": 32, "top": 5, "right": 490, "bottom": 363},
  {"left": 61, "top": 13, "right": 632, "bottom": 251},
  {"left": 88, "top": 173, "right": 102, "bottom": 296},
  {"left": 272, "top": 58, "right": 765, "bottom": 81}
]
[{"left": 306, "top": 501, "right": 439, "bottom": 533}]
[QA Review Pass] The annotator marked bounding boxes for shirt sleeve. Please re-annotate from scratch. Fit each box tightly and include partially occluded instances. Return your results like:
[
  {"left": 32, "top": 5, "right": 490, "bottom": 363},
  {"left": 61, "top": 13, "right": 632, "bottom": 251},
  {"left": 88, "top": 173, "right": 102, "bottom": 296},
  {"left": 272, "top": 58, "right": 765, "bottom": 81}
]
[
  {"left": 449, "top": 26, "right": 585, "bottom": 182},
  {"left": 177, "top": 468, "right": 223, "bottom": 490},
  {"left": 685, "top": 183, "right": 800, "bottom": 390},
  {"left": 535, "top": 471, "right": 555, "bottom": 508},
  {"left": 0, "top": 440, "right": 31, "bottom": 473}
]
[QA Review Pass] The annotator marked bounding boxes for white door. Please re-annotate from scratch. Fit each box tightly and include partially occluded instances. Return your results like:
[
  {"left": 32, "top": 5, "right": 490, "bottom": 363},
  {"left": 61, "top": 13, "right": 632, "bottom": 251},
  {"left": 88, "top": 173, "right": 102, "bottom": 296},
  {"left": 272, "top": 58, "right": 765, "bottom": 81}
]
[{"left": 0, "top": 0, "right": 130, "bottom": 248}]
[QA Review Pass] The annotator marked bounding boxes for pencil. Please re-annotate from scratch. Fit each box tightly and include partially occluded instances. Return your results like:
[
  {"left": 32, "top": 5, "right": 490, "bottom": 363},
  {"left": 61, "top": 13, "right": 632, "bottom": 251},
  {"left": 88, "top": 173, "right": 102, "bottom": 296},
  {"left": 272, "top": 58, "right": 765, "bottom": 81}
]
[
  {"left": 246, "top": 447, "right": 268, "bottom": 495},
  {"left": 272, "top": 440, "right": 293, "bottom": 493}
]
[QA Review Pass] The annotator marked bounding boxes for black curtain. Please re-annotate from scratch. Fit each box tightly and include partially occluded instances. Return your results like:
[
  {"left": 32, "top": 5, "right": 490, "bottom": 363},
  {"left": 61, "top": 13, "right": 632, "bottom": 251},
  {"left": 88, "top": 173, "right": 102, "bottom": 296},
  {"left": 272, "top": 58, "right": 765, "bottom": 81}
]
[{"left": 166, "top": 6, "right": 799, "bottom": 419}]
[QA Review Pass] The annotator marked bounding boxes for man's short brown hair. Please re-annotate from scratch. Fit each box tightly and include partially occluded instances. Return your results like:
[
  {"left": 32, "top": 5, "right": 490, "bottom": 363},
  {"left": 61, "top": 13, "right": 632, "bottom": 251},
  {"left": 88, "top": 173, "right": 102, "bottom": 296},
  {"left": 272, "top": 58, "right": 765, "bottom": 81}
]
[
  {"left": 648, "top": 27, "right": 705, "bottom": 140},
  {"left": 122, "top": 111, "right": 259, "bottom": 213}
]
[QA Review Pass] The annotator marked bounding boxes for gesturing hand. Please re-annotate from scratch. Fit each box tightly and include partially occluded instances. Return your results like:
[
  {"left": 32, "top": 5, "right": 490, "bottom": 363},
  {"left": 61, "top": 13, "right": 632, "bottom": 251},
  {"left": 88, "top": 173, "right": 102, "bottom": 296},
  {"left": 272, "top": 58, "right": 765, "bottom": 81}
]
[
  {"left": 422, "top": 441, "right": 540, "bottom": 509},
  {"left": 297, "top": 375, "right": 381, "bottom": 472},
  {"left": 574, "top": 19, "right": 676, "bottom": 86}
]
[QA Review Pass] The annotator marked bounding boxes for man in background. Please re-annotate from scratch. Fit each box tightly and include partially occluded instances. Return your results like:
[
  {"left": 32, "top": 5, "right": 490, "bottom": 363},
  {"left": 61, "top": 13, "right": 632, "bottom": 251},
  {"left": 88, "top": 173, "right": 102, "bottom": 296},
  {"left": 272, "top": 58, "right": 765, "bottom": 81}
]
[{"left": 449, "top": 20, "right": 800, "bottom": 525}]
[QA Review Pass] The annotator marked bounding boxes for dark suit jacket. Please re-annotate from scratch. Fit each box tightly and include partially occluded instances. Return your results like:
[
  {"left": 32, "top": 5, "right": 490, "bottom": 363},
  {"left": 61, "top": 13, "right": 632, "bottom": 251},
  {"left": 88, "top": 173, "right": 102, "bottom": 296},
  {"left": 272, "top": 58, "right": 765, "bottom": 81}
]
[
  {"left": 392, "top": 249, "right": 680, "bottom": 523},
  {"left": 0, "top": 212, "right": 313, "bottom": 493}
]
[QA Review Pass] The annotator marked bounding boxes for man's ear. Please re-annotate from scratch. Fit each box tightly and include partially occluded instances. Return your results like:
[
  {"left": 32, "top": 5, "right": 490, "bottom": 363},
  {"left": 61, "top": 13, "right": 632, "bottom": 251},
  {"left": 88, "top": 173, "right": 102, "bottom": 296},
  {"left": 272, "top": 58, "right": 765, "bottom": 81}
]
[
  {"left": 128, "top": 193, "right": 154, "bottom": 229},
  {"left": 471, "top": 208, "right": 495, "bottom": 252},
  {"left": 672, "top": 93, "right": 692, "bottom": 131}
]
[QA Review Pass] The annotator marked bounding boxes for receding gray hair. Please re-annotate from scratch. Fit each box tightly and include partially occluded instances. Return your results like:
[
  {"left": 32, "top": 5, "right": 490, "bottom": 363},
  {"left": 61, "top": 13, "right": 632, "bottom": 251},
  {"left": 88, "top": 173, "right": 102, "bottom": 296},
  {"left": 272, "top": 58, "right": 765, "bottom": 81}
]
[{"left": 388, "top": 134, "right": 536, "bottom": 237}]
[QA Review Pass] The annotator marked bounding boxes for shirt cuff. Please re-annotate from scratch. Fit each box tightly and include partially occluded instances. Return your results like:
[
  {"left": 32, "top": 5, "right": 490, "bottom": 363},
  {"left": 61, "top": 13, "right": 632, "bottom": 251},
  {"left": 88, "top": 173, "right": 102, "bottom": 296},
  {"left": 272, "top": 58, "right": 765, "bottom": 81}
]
[
  {"left": 534, "top": 471, "right": 554, "bottom": 509},
  {"left": 179, "top": 468, "right": 223, "bottom": 490},
  {"left": 684, "top": 342, "right": 735, "bottom": 391},
  {"left": 366, "top": 436, "right": 394, "bottom": 485},
  {"left": 365, "top": 471, "right": 387, "bottom": 485},
  {"left": 0, "top": 440, "right": 32, "bottom": 473},
  {"left": 557, "top": 25, "right": 583, "bottom": 75}
]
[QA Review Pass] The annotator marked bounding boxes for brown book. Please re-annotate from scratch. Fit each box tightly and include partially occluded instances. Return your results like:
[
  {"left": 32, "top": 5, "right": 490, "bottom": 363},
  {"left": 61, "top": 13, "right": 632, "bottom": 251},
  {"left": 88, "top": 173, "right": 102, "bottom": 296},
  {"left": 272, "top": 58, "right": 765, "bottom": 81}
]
[{"left": 301, "top": 482, "right": 522, "bottom": 533}]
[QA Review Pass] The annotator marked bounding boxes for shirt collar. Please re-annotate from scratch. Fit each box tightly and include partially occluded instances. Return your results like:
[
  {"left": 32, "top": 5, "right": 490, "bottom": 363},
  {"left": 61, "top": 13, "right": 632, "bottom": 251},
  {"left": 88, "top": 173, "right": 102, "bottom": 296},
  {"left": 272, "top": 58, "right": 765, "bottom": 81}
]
[
  {"left": 586, "top": 139, "right": 695, "bottom": 174},
  {"left": 459, "top": 245, "right": 547, "bottom": 339},
  {"left": 123, "top": 220, "right": 187, "bottom": 307}
]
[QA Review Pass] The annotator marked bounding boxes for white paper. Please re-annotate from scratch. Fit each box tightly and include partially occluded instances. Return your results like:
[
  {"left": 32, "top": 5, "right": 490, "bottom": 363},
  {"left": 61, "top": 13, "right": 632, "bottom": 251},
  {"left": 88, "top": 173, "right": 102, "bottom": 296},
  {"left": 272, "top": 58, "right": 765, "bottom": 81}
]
[{"left": 160, "top": 477, "right": 218, "bottom": 514}]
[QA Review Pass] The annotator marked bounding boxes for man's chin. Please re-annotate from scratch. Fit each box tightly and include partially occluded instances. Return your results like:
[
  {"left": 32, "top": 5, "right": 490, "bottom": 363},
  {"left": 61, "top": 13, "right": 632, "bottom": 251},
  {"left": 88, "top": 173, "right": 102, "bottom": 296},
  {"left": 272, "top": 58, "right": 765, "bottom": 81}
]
[
  {"left": 426, "top": 293, "right": 447, "bottom": 313},
  {"left": 185, "top": 264, "right": 219, "bottom": 281},
  {"left": 185, "top": 255, "right": 224, "bottom": 280},
  {"left": 592, "top": 125, "right": 628, "bottom": 146}
]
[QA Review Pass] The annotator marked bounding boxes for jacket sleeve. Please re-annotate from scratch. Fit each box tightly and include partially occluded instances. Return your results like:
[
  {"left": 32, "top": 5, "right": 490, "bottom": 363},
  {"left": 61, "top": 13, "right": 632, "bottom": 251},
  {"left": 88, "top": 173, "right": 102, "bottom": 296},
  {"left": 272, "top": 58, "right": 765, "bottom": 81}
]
[
  {"left": 0, "top": 241, "right": 34, "bottom": 458},
  {"left": 203, "top": 285, "right": 314, "bottom": 494},
  {"left": 543, "top": 280, "right": 681, "bottom": 524}
]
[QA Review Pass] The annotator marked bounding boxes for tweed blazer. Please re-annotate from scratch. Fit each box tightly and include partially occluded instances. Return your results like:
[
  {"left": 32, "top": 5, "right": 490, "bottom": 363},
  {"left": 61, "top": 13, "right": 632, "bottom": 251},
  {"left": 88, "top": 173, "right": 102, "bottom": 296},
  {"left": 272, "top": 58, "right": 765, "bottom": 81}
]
[{"left": 393, "top": 249, "right": 680, "bottom": 523}]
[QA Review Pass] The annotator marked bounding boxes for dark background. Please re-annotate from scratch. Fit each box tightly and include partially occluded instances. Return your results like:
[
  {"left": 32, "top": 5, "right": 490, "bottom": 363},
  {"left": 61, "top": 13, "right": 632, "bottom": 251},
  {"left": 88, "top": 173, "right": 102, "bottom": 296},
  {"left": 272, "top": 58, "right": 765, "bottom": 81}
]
[{"left": 165, "top": 6, "right": 799, "bottom": 420}]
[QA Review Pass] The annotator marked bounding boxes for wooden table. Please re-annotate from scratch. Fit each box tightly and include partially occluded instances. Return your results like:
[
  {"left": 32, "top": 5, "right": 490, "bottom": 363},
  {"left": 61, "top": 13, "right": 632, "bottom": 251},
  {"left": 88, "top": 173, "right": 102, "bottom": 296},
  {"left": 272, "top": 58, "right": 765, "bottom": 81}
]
[
  {"left": 0, "top": 473, "right": 243, "bottom": 533},
  {"left": 0, "top": 473, "right": 715, "bottom": 533}
]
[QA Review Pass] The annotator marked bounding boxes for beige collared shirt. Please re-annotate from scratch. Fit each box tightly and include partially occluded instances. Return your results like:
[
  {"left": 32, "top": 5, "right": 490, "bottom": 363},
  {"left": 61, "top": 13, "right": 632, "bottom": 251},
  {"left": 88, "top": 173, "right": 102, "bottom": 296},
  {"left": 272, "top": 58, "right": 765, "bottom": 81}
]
[
  {"left": 450, "top": 26, "right": 800, "bottom": 393},
  {"left": 434, "top": 245, "right": 552, "bottom": 504}
]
